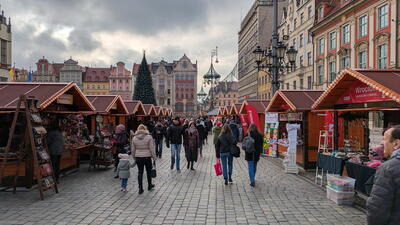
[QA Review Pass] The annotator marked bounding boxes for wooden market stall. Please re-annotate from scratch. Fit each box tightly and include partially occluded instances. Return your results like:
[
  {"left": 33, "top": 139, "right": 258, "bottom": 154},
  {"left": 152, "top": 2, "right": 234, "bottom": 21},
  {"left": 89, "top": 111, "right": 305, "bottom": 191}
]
[
  {"left": 124, "top": 100, "right": 146, "bottom": 133},
  {"left": 142, "top": 104, "right": 157, "bottom": 120},
  {"left": 239, "top": 100, "right": 270, "bottom": 134},
  {"left": 312, "top": 68, "right": 400, "bottom": 195},
  {"left": 265, "top": 90, "right": 324, "bottom": 169},
  {"left": 86, "top": 95, "right": 129, "bottom": 169},
  {"left": 0, "top": 82, "right": 95, "bottom": 187}
]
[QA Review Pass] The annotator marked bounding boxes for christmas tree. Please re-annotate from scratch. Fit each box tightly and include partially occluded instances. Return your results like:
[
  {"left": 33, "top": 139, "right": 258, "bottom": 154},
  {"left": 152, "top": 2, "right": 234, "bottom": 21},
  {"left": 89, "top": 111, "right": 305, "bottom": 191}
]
[{"left": 133, "top": 52, "right": 156, "bottom": 105}]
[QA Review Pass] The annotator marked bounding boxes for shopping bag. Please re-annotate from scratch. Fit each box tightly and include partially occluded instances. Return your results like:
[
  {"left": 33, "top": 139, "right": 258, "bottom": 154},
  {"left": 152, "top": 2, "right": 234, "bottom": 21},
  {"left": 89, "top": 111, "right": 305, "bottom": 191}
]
[
  {"left": 214, "top": 159, "right": 222, "bottom": 176},
  {"left": 151, "top": 161, "right": 157, "bottom": 178}
]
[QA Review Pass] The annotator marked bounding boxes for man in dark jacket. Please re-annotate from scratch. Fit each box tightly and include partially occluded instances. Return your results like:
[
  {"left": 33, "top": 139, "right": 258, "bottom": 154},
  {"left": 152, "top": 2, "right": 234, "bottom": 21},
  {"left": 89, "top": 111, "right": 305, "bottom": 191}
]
[
  {"left": 46, "top": 124, "right": 64, "bottom": 183},
  {"left": 367, "top": 126, "right": 400, "bottom": 225},
  {"left": 166, "top": 117, "right": 185, "bottom": 172},
  {"left": 152, "top": 120, "right": 166, "bottom": 158},
  {"left": 229, "top": 120, "right": 240, "bottom": 142},
  {"left": 196, "top": 120, "right": 207, "bottom": 157}
]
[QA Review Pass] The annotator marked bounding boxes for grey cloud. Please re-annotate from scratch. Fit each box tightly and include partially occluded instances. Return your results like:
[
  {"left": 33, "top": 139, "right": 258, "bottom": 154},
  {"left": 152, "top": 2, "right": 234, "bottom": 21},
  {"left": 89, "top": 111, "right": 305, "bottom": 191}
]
[{"left": 68, "top": 28, "right": 101, "bottom": 51}]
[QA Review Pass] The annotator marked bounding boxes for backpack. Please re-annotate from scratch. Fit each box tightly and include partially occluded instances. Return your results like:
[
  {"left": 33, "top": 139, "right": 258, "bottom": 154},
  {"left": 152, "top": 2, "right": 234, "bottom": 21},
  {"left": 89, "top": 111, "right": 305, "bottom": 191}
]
[{"left": 242, "top": 135, "right": 255, "bottom": 153}]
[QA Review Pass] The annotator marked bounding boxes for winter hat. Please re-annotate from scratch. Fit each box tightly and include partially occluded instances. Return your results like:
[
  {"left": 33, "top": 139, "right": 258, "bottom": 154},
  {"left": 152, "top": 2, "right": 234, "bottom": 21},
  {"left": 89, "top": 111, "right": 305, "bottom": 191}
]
[
  {"left": 118, "top": 153, "right": 130, "bottom": 160},
  {"left": 216, "top": 121, "right": 222, "bottom": 127}
]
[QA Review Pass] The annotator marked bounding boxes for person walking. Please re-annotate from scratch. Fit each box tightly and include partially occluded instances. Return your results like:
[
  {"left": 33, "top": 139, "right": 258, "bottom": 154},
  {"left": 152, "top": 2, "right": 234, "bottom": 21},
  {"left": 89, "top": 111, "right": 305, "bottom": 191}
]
[
  {"left": 229, "top": 120, "right": 240, "bottom": 142},
  {"left": 166, "top": 117, "right": 185, "bottom": 172},
  {"left": 243, "top": 124, "right": 263, "bottom": 187},
  {"left": 46, "top": 123, "right": 64, "bottom": 183},
  {"left": 196, "top": 119, "right": 207, "bottom": 157},
  {"left": 366, "top": 126, "right": 400, "bottom": 225},
  {"left": 215, "top": 124, "right": 236, "bottom": 185},
  {"left": 113, "top": 124, "right": 129, "bottom": 178},
  {"left": 131, "top": 124, "right": 156, "bottom": 195},
  {"left": 183, "top": 121, "right": 200, "bottom": 170},
  {"left": 212, "top": 121, "right": 222, "bottom": 147},
  {"left": 152, "top": 120, "right": 166, "bottom": 158},
  {"left": 117, "top": 153, "right": 136, "bottom": 192}
]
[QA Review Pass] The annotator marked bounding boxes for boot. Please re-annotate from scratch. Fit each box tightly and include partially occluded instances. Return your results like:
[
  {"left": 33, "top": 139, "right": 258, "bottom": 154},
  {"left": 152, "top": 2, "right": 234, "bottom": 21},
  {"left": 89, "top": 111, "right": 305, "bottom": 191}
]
[
  {"left": 228, "top": 174, "right": 233, "bottom": 183},
  {"left": 224, "top": 179, "right": 228, "bottom": 185},
  {"left": 187, "top": 161, "right": 190, "bottom": 169},
  {"left": 148, "top": 183, "right": 155, "bottom": 191},
  {"left": 190, "top": 162, "right": 195, "bottom": 170}
]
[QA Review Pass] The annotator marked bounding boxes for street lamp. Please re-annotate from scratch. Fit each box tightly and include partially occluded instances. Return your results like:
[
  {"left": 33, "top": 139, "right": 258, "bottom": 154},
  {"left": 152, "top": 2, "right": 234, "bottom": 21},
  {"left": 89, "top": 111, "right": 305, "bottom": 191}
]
[
  {"left": 253, "top": 0, "right": 298, "bottom": 95},
  {"left": 203, "top": 46, "right": 221, "bottom": 111}
]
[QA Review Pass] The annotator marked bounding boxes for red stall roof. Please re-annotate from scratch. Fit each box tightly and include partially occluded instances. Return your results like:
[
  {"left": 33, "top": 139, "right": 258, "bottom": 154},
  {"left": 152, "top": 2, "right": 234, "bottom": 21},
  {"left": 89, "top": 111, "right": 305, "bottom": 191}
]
[
  {"left": 312, "top": 68, "right": 400, "bottom": 110},
  {"left": 154, "top": 106, "right": 164, "bottom": 116},
  {"left": 0, "top": 82, "right": 95, "bottom": 112},
  {"left": 230, "top": 103, "right": 242, "bottom": 115},
  {"left": 224, "top": 106, "right": 232, "bottom": 116},
  {"left": 142, "top": 104, "right": 157, "bottom": 116},
  {"left": 217, "top": 107, "right": 224, "bottom": 116},
  {"left": 124, "top": 100, "right": 146, "bottom": 115},
  {"left": 266, "top": 90, "right": 324, "bottom": 112},
  {"left": 239, "top": 100, "right": 270, "bottom": 114},
  {"left": 87, "top": 95, "right": 128, "bottom": 115}
]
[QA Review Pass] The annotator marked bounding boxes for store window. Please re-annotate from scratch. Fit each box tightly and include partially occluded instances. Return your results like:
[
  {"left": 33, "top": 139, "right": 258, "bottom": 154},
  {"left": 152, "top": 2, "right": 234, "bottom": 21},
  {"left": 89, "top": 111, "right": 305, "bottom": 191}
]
[
  {"left": 359, "top": 15, "right": 368, "bottom": 37},
  {"left": 329, "top": 32, "right": 336, "bottom": 50},
  {"left": 378, "top": 4, "right": 389, "bottom": 30},
  {"left": 307, "top": 76, "right": 312, "bottom": 89},
  {"left": 307, "top": 52, "right": 312, "bottom": 66},
  {"left": 300, "top": 78, "right": 304, "bottom": 90},
  {"left": 167, "top": 98, "right": 170, "bottom": 105},
  {"left": 378, "top": 44, "right": 388, "bottom": 68},
  {"left": 329, "top": 61, "right": 336, "bottom": 82},
  {"left": 358, "top": 51, "right": 367, "bottom": 69},
  {"left": 342, "top": 24, "right": 350, "bottom": 44}
]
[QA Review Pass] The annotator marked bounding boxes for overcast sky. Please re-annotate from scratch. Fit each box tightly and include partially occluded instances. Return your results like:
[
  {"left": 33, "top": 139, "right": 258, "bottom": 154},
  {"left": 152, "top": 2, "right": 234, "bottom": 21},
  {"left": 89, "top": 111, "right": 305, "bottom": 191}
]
[{"left": 3, "top": 0, "right": 254, "bottom": 89}]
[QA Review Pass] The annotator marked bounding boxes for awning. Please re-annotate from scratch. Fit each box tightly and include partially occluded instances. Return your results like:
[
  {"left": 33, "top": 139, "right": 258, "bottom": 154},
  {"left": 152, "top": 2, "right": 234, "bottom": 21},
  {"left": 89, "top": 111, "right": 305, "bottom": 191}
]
[
  {"left": 266, "top": 90, "right": 324, "bottom": 112},
  {"left": 0, "top": 82, "right": 95, "bottom": 112},
  {"left": 87, "top": 95, "right": 129, "bottom": 115},
  {"left": 312, "top": 68, "right": 400, "bottom": 111}
]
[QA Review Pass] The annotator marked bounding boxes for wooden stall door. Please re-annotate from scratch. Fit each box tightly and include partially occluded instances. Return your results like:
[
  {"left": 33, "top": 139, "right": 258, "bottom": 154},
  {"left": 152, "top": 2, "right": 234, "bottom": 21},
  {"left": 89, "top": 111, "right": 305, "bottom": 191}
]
[{"left": 307, "top": 112, "right": 325, "bottom": 163}]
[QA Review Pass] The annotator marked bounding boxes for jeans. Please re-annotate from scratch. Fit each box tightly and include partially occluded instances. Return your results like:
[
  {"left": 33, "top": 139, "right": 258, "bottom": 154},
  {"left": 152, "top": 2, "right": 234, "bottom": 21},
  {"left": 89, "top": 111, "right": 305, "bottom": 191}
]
[
  {"left": 50, "top": 155, "right": 61, "bottom": 181},
  {"left": 121, "top": 178, "right": 128, "bottom": 188},
  {"left": 155, "top": 139, "right": 163, "bottom": 157},
  {"left": 198, "top": 144, "right": 203, "bottom": 155},
  {"left": 171, "top": 144, "right": 181, "bottom": 170},
  {"left": 136, "top": 157, "right": 152, "bottom": 190},
  {"left": 220, "top": 152, "right": 233, "bottom": 180},
  {"left": 247, "top": 161, "right": 258, "bottom": 183}
]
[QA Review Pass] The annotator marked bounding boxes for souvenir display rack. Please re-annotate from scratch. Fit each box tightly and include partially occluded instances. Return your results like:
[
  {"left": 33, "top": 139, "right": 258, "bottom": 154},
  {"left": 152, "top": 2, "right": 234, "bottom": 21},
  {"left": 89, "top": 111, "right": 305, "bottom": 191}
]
[{"left": 0, "top": 95, "right": 58, "bottom": 200}]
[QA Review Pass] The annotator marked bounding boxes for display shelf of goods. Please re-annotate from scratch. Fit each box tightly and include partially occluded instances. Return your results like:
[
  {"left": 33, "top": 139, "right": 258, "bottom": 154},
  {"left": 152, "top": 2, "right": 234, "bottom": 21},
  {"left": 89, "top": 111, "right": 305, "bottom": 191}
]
[
  {"left": 326, "top": 186, "right": 354, "bottom": 205},
  {"left": 60, "top": 114, "right": 90, "bottom": 149},
  {"left": 327, "top": 174, "right": 355, "bottom": 192}
]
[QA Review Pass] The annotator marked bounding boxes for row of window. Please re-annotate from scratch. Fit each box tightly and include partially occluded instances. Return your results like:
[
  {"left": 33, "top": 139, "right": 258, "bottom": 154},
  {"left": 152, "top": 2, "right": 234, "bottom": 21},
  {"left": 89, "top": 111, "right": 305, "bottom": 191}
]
[
  {"left": 281, "top": 76, "right": 313, "bottom": 91},
  {"left": 111, "top": 79, "right": 130, "bottom": 83},
  {"left": 176, "top": 93, "right": 194, "bottom": 99},
  {"left": 175, "top": 74, "right": 195, "bottom": 80},
  {"left": 111, "top": 86, "right": 130, "bottom": 91},
  {"left": 318, "top": 4, "right": 389, "bottom": 55},
  {"left": 316, "top": 44, "right": 388, "bottom": 85},
  {"left": 217, "top": 99, "right": 239, "bottom": 107}
]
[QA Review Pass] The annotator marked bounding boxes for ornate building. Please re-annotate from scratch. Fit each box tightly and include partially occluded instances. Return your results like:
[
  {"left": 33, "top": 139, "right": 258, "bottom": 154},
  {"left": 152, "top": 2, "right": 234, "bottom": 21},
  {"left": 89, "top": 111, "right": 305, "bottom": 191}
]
[
  {"left": 33, "top": 57, "right": 63, "bottom": 82},
  {"left": 278, "top": 0, "right": 315, "bottom": 92},
  {"left": 59, "top": 58, "right": 83, "bottom": 88},
  {"left": 310, "top": 0, "right": 400, "bottom": 90},
  {"left": 0, "top": 10, "right": 11, "bottom": 81},
  {"left": 83, "top": 67, "right": 111, "bottom": 95},
  {"left": 133, "top": 54, "right": 198, "bottom": 116},
  {"left": 109, "top": 62, "right": 132, "bottom": 100}
]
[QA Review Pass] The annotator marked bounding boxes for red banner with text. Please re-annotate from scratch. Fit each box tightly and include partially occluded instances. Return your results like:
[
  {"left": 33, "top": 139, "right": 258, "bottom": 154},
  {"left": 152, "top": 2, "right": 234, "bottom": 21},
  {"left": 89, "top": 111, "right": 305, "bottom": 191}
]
[
  {"left": 336, "top": 80, "right": 391, "bottom": 104},
  {"left": 245, "top": 104, "right": 261, "bottom": 132}
]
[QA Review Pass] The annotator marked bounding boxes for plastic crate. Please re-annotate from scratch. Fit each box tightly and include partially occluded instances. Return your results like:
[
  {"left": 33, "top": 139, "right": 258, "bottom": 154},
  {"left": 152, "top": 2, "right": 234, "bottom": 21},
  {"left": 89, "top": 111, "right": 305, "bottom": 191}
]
[
  {"left": 326, "top": 186, "right": 354, "bottom": 205},
  {"left": 327, "top": 174, "right": 355, "bottom": 192}
]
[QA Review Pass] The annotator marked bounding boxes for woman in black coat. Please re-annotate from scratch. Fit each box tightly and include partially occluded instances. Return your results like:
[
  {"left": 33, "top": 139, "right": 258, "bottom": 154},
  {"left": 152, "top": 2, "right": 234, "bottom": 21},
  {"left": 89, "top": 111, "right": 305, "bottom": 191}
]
[{"left": 244, "top": 124, "right": 263, "bottom": 187}]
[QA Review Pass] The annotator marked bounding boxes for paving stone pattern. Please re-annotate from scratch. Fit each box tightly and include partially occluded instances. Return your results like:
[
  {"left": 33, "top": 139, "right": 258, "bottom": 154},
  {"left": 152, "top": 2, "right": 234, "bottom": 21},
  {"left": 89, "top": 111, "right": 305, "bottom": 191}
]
[{"left": 0, "top": 136, "right": 366, "bottom": 225}]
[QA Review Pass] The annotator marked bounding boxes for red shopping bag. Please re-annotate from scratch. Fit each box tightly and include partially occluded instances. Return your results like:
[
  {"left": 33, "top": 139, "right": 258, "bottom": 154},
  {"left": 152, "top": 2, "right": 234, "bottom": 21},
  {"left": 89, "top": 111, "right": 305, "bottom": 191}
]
[{"left": 214, "top": 159, "right": 222, "bottom": 176}]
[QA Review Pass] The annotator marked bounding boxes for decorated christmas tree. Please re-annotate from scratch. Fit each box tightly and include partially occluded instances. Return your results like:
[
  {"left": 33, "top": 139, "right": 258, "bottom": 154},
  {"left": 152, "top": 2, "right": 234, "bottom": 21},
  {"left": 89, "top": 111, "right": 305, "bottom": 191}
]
[{"left": 133, "top": 52, "right": 156, "bottom": 105}]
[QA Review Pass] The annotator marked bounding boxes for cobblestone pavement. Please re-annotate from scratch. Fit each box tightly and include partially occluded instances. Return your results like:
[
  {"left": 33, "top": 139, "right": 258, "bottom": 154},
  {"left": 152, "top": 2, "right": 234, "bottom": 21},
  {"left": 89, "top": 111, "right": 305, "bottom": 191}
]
[{"left": 0, "top": 137, "right": 366, "bottom": 225}]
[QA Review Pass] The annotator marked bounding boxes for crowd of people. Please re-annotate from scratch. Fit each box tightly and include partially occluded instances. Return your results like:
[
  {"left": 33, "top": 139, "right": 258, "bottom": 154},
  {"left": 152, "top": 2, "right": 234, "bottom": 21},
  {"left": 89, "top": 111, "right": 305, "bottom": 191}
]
[{"left": 110, "top": 116, "right": 263, "bottom": 194}]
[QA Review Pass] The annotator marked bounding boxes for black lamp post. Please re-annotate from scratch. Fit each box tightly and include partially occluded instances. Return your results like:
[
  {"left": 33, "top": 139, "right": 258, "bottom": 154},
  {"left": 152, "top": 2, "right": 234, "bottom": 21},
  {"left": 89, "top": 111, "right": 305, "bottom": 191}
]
[
  {"left": 253, "top": 0, "right": 298, "bottom": 95},
  {"left": 203, "top": 47, "right": 221, "bottom": 111}
]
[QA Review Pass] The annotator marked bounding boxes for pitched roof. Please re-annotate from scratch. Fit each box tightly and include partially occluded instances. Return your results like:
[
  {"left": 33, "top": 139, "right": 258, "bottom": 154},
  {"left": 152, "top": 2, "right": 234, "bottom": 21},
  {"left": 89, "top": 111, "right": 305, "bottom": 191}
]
[
  {"left": 224, "top": 106, "right": 232, "bottom": 116},
  {"left": 231, "top": 103, "right": 242, "bottom": 115},
  {"left": 84, "top": 68, "right": 111, "bottom": 82},
  {"left": 124, "top": 100, "right": 146, "bottom": 115},
  {"left": 142, "top": 104, "right": 157, "bottom": 116},
  {"left": 87, "top": 95, "right": 128, "bottom": 114},
  {"left": 0, "top": 82, "right": 95, "bottom": 112},
  {"left": 217, "top": 107, "right": 224, "bottom": 116},
  {"left": 240, "top": 100, "right": 270, "bottom": 114},
  {"left": 312, "top": 68, "right": 400, "bottom": 110},
  {"left": 266, "top": 90, "right": 324, "bottom": 112}
]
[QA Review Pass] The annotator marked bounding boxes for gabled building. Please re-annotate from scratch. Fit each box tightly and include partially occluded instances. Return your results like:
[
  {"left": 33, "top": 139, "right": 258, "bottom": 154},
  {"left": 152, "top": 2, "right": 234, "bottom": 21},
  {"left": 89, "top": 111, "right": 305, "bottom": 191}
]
[
  {"left": 83, "top": 67, "right": 111, "bottom": 95},
  {"left": 33, "top": 57, "right": 63, "bottom": 82},
  {"left": 60, "top": 58, "right": 83, "bottom": 88},
  {"left": 109, "top": 62, "right": 132, "bottom": 100}
]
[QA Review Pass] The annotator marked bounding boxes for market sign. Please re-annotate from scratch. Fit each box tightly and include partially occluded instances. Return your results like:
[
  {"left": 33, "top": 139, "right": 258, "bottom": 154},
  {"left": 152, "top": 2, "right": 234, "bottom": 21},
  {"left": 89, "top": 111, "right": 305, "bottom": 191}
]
[
  {"left": 57, "top": 94, "right": 73, "bottom": 105},
  {"left": 279, "top": 112, "right": 303, "bottom": 121},
  {"left": 336, "top": 80, "right": 391, "bottom": 104}
]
